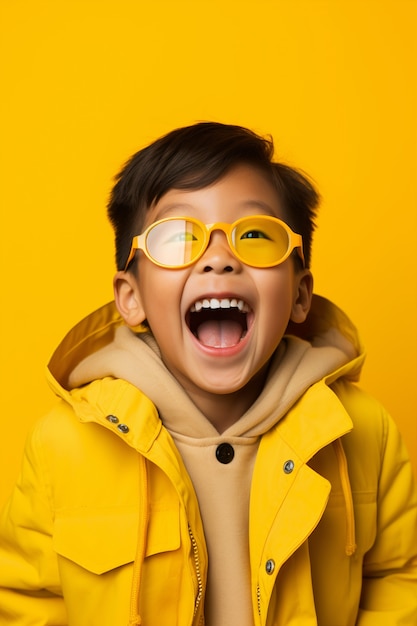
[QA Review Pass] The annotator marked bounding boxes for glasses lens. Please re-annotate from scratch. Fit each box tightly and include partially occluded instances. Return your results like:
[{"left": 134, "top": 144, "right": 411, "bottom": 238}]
[
  {"left": 232, "top": 217, "right": 291, "bottom": 266},
  {"left": 146, "top": 219, "right": 205, "bottom": 267}
]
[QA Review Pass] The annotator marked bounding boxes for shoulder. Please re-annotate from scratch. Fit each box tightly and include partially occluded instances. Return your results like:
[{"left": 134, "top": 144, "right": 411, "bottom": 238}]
[
  {"left": 26, "top": 381, "right": 141, "bottom": 476},
  {"left": 23, "top": 391, "right": 143, "bottom": 513},
  {"left": 27, "top": 400, "right": 86, "bottom": 465},
  {"left": 330, "top": 380, "right": 411, "bottom": 481},
  {"left": 331, "top": 379, "right": 390, "bottom": 437},
  {"left": 29, "top": 396, "right": 105, "bottom": 456}
]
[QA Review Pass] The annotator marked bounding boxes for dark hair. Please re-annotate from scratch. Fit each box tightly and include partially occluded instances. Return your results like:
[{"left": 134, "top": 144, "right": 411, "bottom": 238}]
[{"left": 107, "top": 122, "right": 319, "bottom": 269}]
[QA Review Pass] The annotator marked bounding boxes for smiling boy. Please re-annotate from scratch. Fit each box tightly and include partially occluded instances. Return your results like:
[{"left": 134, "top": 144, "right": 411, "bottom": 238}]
[
  {"left": 115, "top": 163, "right": 312, "bottom": 431},
  {"left": 0, "top": 122, "right": 416, "bottom": 625}
]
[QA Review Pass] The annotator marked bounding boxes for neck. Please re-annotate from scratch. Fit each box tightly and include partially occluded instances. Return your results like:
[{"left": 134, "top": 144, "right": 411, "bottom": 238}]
[{"left": 184, "top": 364, "right": 270, "bottom": 433}]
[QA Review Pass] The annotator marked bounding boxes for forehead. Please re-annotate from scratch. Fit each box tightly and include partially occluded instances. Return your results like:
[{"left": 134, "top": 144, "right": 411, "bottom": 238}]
[{"left": 144, "top": 164, "right": 286, "bottom": 227}]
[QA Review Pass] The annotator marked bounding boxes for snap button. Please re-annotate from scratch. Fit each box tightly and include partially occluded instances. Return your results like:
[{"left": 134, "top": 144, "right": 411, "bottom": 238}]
[
  {"left": 106, "top": 415, "right": 119, "bottom": 424},
  {"left": 215, "top": 443, "right": 235, "bottom": 464},
  {"left": 265, "top": 559, "right": 275, "bottom": 575},
  {"left": 283, "top": 459, "right": 295, "bottom": 474},
  {"left": 117, "top": 423, "right": 130, "bottom": 434}
]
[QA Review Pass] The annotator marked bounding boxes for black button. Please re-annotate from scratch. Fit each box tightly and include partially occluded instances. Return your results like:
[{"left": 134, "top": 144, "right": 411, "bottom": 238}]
[
  {"left": 216, "top": 443, "right": 235, "bottom": 464},
  {"left": 106, "top": 414, "right": 119, "bottom": 424},
  {"left": 117, "top": 423, "right": 130, "bottom": 434}
]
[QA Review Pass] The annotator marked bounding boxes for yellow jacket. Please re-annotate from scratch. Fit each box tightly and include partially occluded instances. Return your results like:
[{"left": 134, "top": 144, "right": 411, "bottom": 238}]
[{"left": 0, "top": 297, "right": 416, "bottom": 625}]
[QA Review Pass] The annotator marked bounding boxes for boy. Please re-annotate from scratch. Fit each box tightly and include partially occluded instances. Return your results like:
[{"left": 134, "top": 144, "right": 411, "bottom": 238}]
[{"left": 0, "top": 122, "right": 416, "bottom": 625}]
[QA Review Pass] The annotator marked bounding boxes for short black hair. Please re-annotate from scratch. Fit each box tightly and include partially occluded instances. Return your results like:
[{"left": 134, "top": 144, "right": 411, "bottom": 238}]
[{"left": 107, "top": 122, "right": 319, "bottom": 269}]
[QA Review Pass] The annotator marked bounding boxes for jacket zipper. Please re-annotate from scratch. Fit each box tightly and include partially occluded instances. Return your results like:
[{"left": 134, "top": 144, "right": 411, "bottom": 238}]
[{"left": 188, "top": 524, "right": 203, "bottom": 620}]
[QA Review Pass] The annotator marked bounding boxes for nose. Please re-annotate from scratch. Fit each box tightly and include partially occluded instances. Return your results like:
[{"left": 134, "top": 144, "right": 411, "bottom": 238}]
[{"left": 195, "top": 231, "right": 242, "bottom": 274}]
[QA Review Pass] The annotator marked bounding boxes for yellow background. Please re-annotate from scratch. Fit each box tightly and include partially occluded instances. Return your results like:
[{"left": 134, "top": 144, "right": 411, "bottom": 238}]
[{"left": 0, "top": 0, "right": 416, "bottom": 507}]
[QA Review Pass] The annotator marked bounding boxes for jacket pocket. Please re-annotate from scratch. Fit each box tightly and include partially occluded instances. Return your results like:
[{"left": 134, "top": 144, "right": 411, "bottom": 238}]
[
  {"left": 53, "top": 504, "right": 180, "bottom": 575},
  {"left": 145, "top": 503, "right": 181, "bottom": 557}
]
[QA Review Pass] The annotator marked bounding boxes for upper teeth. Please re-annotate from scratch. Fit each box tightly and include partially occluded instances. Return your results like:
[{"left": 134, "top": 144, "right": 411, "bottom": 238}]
[{"left": 190, "top": 298, "right": 250, "bottom": 313}]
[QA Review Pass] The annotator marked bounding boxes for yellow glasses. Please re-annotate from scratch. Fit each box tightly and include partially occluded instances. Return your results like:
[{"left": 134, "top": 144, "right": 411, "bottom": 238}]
[{"left": 124, "top": 215, "right": 304, "bottom": 270}]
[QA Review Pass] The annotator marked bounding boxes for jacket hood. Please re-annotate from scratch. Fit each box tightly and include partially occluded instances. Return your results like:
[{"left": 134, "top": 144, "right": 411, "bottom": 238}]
[{"left": 47, "top": 294, "right": 365, "bottom": 439}]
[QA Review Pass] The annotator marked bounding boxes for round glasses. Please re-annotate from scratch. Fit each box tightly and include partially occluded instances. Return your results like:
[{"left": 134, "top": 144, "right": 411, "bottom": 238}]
[{"left": 124, "top": 215, "right": 304, "bottom": 270}]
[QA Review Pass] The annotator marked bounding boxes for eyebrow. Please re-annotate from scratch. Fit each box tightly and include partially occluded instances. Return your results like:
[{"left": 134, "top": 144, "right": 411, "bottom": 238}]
[{"left": 153, "top": 199, "right": 278, "bottom": 218}]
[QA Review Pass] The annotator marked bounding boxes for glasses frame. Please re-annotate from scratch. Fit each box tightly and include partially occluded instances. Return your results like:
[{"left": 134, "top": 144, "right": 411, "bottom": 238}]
[{"left": 123, "top": 215, "right": 304, "bottom": 271}]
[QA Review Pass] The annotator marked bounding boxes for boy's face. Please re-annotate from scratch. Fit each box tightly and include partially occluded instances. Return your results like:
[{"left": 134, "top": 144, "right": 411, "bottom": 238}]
[{"left": 114, "top": 164, "right": 312, "bottom": 421}]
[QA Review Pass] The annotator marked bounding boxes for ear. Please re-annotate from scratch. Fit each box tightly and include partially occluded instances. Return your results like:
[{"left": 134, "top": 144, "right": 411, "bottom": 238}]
[
  {"left": 290, "top": 269, "right": 313, "bottom": 324},
  {"left": 113, "top": 271, "right": 146, "bottom": 327}
]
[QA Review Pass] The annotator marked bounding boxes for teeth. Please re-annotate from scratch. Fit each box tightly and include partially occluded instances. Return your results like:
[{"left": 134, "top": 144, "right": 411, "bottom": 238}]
[{"left": 190, "top": 298, "right": 250, "bottom": 313}]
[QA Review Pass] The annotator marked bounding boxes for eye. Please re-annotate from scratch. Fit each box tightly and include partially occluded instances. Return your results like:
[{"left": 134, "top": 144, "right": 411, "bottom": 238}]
[
  {"left": 240, "top": 229, "right": 271, "bottom": 240},
  {"left": 166, "top": 231, "right": 197, "bottom": 243}
]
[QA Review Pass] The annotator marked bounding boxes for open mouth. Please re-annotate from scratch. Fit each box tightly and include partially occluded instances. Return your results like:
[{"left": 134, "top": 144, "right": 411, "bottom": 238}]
[{"left": 187, "top": 298, "right": 251, "bottom": 348}]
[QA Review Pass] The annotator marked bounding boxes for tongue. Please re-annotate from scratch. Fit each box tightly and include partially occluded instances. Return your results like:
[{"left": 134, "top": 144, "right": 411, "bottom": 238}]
[{"left": 197, "top": 320, "right": 243, "bottom": 348}]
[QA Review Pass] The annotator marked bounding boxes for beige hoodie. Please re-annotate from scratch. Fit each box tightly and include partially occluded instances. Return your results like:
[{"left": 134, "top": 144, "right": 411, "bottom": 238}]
[{"left": 64, "top": 295, "right": 359, "bottom": 626}]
